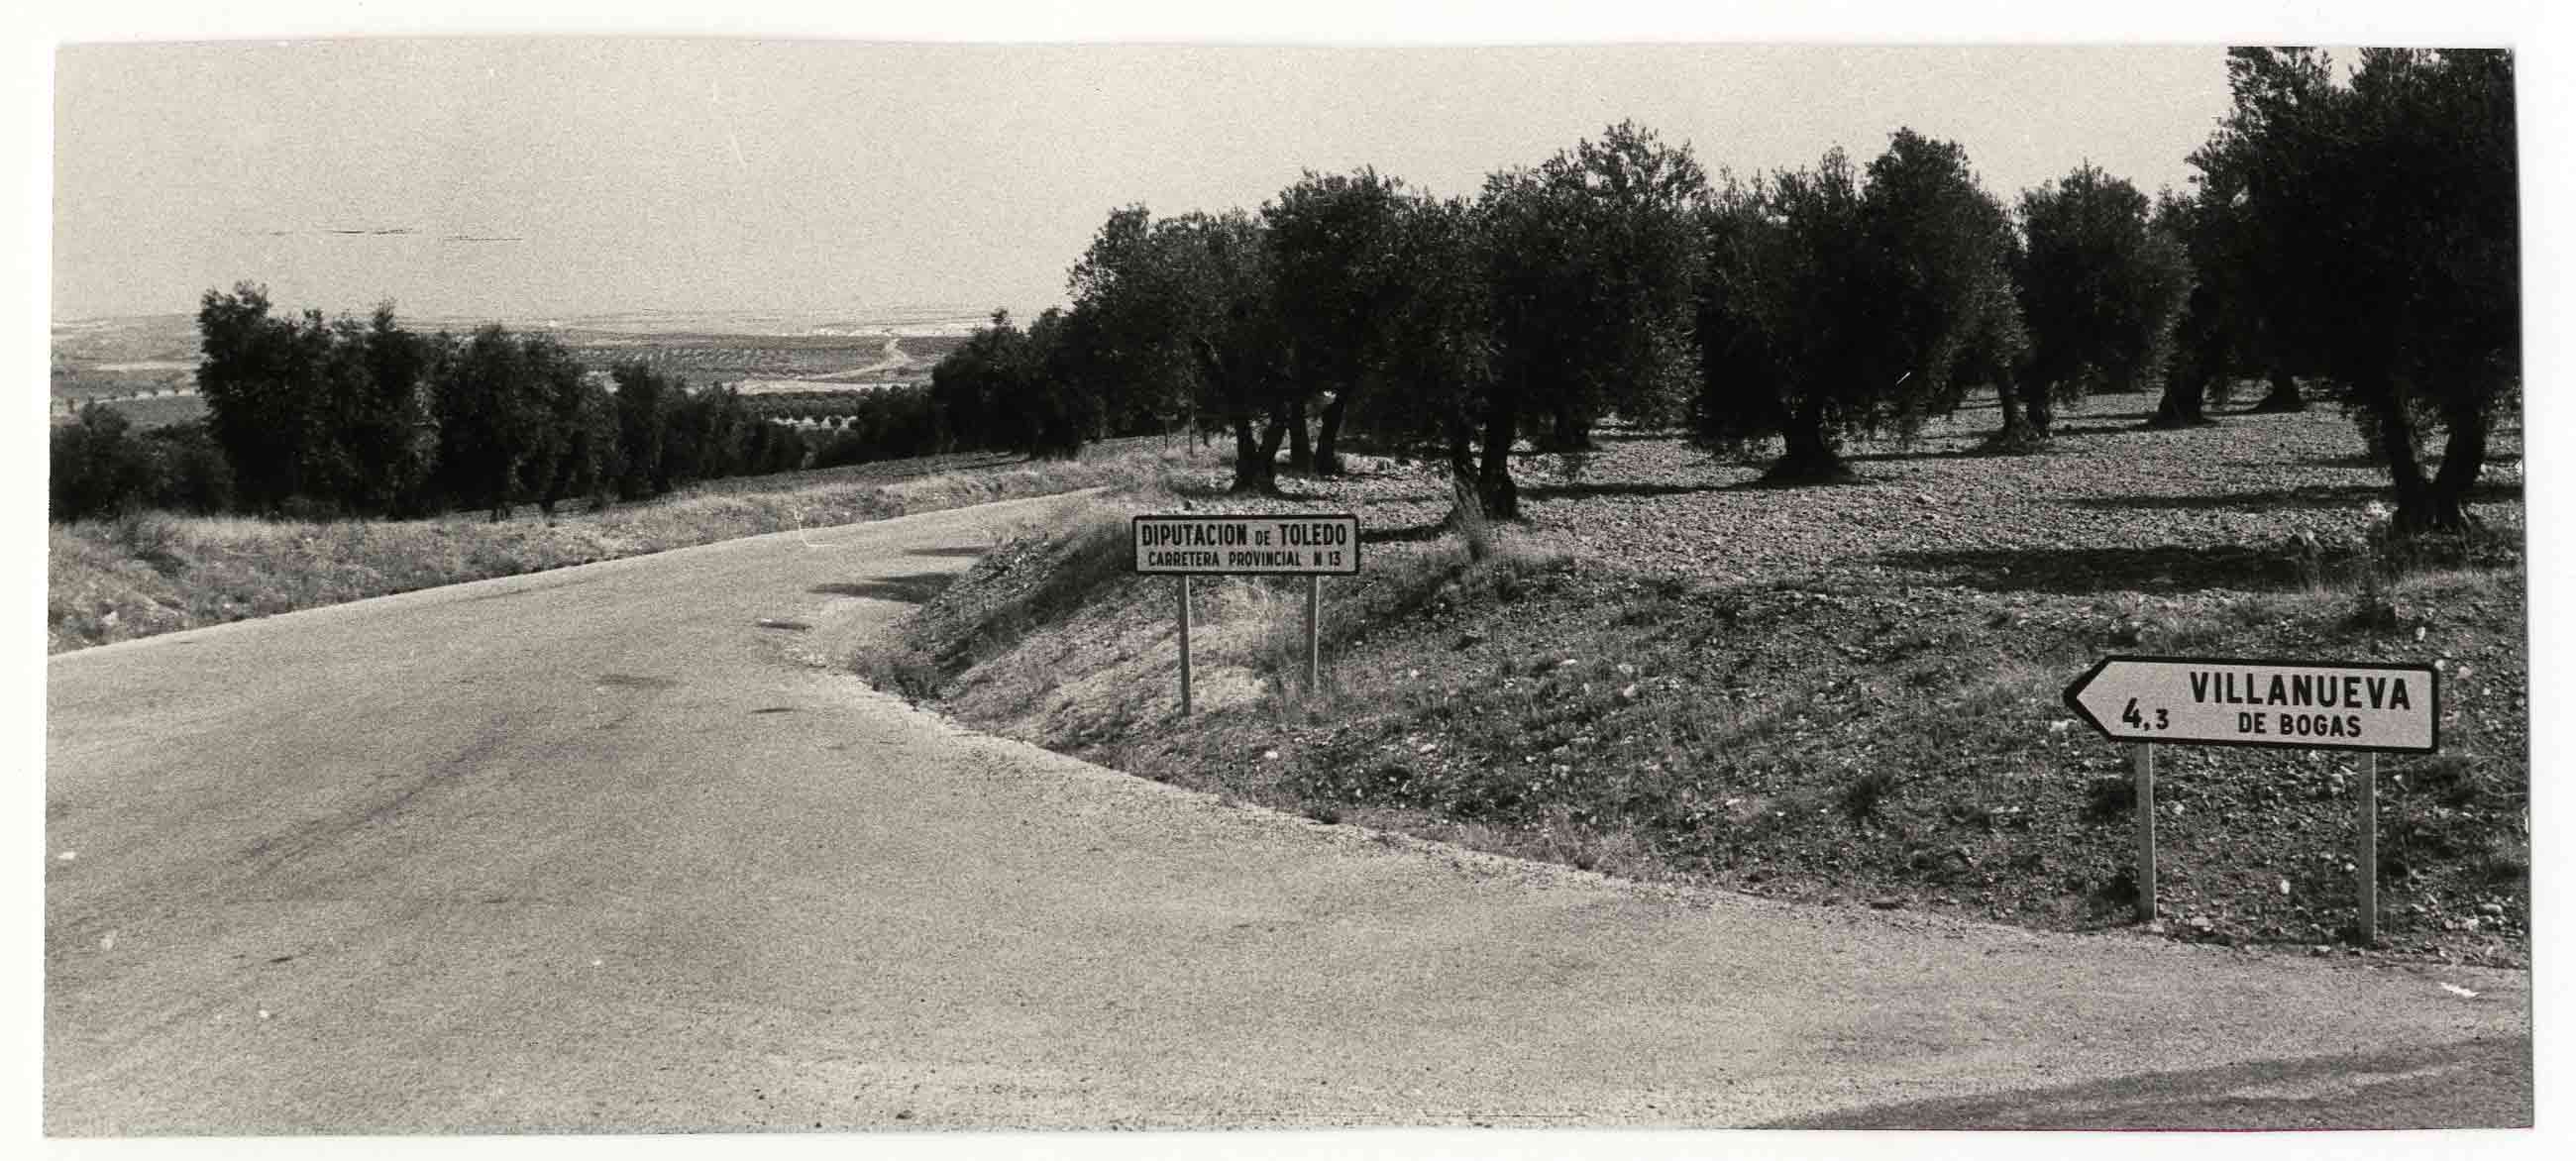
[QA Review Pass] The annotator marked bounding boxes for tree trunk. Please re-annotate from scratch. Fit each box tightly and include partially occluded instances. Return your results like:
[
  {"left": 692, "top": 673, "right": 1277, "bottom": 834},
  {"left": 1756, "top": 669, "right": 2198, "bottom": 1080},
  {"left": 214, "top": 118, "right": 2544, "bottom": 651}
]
[
  {"left": 1313, "top": 392, "right": 1350, "bottom": 476},
  {"left": 1229, "top": 411, "right": 1272, "bottom": 494},
  {"left": 2253, "top": 369, "right": 2307, "bottom": 413},
  {"left": 1769, "top": 395, "right": 1851, "bottom": 482},
  {"left": 2424, "top": 399, "right": 2491, "bottom": 533},
  {"left": 2364, "top": 375, "right": 2436, "bottom": 535},
  {"left": 2024, "top": 379, "right": 2055, "bottom": 437},
  {"left": 1445, "top": 427, "right": 1478, "bottom": 497},
  {"left": 2148, "top": 370, "right": 2215, "bottom": 429},
  {"left": 1254, "top": 402, "right": 1292, "bottom": 495},
  {"left": 1445, "top": 425, "right": 1484, "bottom": 530},
  {"left": 1549, "top": 399, "right": 1593, "bottom": 453},
  {"left": 1476, "top": 392, "right": 1520, "bottom": 518},
  {"left": 1287, "top": 397, "right": 1313, "bottom": 473},
  {"left": 1994, "top": 378, "right": 2040, "bottom": 448}
]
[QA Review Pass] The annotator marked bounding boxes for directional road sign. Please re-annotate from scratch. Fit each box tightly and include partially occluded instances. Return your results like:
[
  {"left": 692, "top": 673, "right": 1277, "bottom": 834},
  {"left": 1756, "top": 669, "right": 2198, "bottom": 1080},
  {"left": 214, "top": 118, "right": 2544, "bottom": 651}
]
[{"left": 2062, "top": 655, "right": 2438, "bottom": 754}]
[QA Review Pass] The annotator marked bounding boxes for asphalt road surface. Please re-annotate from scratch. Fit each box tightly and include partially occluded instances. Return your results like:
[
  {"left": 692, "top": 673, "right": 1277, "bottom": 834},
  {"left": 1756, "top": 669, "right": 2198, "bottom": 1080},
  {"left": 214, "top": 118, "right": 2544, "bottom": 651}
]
[{"left": 45, "top": 491, "right": 2530, "bottom": 1133}]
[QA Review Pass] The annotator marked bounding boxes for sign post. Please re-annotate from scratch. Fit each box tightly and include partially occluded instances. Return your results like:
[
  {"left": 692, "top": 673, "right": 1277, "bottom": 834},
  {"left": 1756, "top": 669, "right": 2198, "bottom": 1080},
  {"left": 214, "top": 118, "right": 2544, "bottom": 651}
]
[
  {"left": 2359, "top": 751, "right": 2379, "bottom": 944},
  {"left": 1134, "top": 513, "right": 1361, "bottom": 714},
  {"left": 2133, "top": 741, "right": 2156, "bottom": 924},
  {"left": 2064, "top": 655, "right": 2436, "bottom": 942},
  {"left": 1305, "top": 575, "right": 1322, "bottom": 693},
  {"left": 1177, "top": 575, "right": 1194, "bottom": 716}
]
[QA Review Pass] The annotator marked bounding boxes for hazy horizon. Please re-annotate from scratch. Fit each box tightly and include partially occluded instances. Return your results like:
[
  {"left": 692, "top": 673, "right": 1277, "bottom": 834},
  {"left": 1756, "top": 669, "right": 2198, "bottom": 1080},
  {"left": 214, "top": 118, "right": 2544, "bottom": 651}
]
[{"left": 55, "top": 42, "right": 2238, "bottom": 326}]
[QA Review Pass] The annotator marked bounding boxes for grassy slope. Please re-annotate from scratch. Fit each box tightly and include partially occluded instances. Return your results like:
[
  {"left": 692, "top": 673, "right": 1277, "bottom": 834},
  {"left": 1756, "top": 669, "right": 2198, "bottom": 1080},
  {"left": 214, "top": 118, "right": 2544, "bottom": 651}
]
[
  {"left": 48, "top": 440, "right": 1217, "bottom": 654},
  {"left": 862, "top": 393, "right": 2528, "bottom": 967}
]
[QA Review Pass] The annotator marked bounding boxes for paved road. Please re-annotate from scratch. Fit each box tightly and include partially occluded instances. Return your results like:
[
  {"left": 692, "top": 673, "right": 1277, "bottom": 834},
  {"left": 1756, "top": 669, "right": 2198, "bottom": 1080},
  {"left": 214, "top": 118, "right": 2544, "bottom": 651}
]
[{"left": 44, "top": 492, "right": 2529, "bottom": 1133}]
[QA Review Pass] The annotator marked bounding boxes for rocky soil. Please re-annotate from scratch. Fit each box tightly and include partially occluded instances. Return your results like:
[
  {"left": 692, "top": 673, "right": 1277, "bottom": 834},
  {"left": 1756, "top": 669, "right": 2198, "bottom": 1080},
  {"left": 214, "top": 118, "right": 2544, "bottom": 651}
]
[{"left": 869, "top": 391, "right": 2529, "bottom": 967}]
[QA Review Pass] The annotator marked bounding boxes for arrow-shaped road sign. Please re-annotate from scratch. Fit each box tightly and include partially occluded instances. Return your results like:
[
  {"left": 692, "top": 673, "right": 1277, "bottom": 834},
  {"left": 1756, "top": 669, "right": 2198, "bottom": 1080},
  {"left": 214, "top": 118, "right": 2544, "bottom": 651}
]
[{"left": 2062, "top": 655, "right": 2438, "bottom": 754}]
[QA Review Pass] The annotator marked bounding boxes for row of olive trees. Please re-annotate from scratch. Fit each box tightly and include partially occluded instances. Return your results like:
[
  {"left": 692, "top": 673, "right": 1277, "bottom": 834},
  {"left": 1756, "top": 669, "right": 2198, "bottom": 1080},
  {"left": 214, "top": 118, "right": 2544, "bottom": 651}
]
[
  {"left": 1030, "top": 121, "right": 2200, "bottom": 512},
  {"left": 973, "top": 49, "right": 2514, "bottom": 533},
  {"left": 47, "top": 284, "right": 808, "bottom": 523}
]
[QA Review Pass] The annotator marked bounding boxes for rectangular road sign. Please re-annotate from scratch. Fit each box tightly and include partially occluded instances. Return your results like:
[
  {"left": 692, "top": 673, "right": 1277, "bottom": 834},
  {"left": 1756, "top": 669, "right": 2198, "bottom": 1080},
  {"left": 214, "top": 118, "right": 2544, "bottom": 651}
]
[
  {"left": 1132, "top": 513, "right": 1360, "bottom": 576},
  {"left": 2063, "top": 655, "right": 2438, "bottom": 754}
]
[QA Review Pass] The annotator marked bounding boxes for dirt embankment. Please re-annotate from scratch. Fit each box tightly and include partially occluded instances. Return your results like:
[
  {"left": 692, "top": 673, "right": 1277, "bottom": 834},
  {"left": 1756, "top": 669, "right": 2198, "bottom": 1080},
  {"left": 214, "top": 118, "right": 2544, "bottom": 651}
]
[{"left": 860, "top": 393, "right": 2529, "bottom": 968}]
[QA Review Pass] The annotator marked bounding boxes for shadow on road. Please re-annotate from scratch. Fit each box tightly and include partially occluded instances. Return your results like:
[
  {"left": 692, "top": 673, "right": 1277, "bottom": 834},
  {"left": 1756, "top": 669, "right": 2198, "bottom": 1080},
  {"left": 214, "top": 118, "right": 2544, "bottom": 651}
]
[
  {"left": 1764, "top": 1036, "right": 2530, "bottom": 1130},
  {"left": 812, "top": 572, "right": 957, "bottom": 604}
]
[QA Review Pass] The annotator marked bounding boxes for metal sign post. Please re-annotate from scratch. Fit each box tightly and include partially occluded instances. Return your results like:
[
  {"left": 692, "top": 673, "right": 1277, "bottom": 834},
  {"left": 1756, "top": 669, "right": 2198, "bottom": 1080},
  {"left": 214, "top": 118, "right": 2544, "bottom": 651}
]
[
  {"left": 1305, "top": 575, "right": 1322, "bottom": 693},
  {"left": 1134, "top": 513, "right": 1360, "bottom": 715},
  {"left": 2064, "top": 655, "right": 2436, "bottom": 943},
  {"left": 2359, "top": 751, "right": 2378, "bottom": 944},
  {"left": 2133, "top": 741, "right": 2156, "bottom": 924},
  {"left": 1177, "top": 576, "right": 1194, "bottom": 717}
]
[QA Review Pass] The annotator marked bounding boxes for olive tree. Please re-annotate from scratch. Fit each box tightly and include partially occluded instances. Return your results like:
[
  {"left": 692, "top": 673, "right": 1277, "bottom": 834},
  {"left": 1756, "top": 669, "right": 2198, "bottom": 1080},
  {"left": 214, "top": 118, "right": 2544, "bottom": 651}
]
[
  {"left": 1263, "top": 166, "right": 1411, "bottom": 475},
  {"left": 1696, "top": 131, "right": 2022, "bottom": 479},
  {"left": 2012, "top": 163, "right": 2195, "bottom": 439},
  {"left": 2196, "top": 47, "right": 2518, "bottom": 533}
]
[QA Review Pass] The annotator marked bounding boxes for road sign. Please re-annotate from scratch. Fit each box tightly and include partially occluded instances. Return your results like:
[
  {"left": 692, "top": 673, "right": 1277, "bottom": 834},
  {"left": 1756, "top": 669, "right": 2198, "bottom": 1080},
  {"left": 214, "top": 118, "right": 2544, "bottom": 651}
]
[
  {"left": 1136, "top": 513, "right": 1362, "bottom": 715},
  {"left": 2062, "top": 655, "right": 2438, "bottom": 754},
  {"left": 1132, "top": 513, "right": 1360, "bottom": 576}
]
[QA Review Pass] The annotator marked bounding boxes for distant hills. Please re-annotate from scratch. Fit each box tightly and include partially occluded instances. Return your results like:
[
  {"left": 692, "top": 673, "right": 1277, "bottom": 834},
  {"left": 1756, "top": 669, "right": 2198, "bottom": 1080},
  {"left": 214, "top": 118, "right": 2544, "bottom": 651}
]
[{"left": 50, "top": 304, "right": 1003, "bottom": 422}]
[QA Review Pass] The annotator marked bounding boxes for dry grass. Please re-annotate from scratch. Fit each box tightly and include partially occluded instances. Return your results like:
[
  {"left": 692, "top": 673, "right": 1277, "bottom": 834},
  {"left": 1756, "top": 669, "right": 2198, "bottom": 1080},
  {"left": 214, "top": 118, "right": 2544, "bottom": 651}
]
[
  {"left": 867, "top": 403, "right": 2527, "bottom": 964},
  {"left": 48, "top": 441, "right": 1217, "bottom": 653},
  {"left": 859, "top": 481, "right": 1570, "bottom": 742}
]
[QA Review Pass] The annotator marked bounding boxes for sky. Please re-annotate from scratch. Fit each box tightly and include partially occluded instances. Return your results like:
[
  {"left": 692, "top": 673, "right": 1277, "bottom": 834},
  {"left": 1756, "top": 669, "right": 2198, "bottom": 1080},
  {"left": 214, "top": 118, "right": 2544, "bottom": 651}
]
[
  {"left": 53, "top": 41, "right": 2241, "bottom": 326},
  {"left": 13, "top": 8, "right": 2576, "bottom": 1160}
]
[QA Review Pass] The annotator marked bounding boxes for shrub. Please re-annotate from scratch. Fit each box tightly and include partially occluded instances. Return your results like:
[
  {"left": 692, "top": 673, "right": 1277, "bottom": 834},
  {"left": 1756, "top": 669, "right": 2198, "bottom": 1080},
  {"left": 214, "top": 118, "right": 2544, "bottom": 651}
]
[
  {"left": 50, "top": 403, "right": 163, "bottom": 521},
  {"left": 1839, "top": 768, "right": 1899, "bottom": 823},
  {"left": 143, "top": 420, "right": 237, "bottom": 514},
  {"left": 2404, "top": 753, "right": 2486, "bottom": 809},
  {"left": 111, "top": 512, "right": 188, "bottom": 578},
  {"left": 2473, "top": 829, "right": 2528, "bottom": 888},
  {"left": 854, "top": 645, "right": 943, "bottom": 702},
  {"left": 2084, "top": 774, "right": 2136, "bottom": 821}
]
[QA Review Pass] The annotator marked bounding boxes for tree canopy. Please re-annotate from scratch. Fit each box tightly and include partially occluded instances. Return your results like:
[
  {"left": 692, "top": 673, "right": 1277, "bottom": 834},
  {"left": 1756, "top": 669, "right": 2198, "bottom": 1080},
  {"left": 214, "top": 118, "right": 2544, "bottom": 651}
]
[
  {"left": 2193, "top": 47, "right": 2519, "bottom": 532},
  {"left": 2013, "top": 163, "right": 2195, "bottom": 438}
]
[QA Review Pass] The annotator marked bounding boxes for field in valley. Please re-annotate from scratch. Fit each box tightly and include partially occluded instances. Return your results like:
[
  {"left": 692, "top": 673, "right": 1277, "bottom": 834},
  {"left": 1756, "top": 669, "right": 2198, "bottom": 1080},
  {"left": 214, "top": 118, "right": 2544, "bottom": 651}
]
[
  {"left": 46, "top": 311, "right": 976, "bottom": 427},
  {"left": 862, "top": 392, "right": 2529, "bottom": 968}
]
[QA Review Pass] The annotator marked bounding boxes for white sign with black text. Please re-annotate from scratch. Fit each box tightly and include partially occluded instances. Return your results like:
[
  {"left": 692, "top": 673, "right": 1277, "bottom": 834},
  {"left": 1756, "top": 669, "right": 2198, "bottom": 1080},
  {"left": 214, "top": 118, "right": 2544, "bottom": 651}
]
[
  {"left": 1132, "top": 514, "right": 1360, "bottom": 576},
  {"left": 2063, "top": 655, "right": 2437, "bottom": 754}
]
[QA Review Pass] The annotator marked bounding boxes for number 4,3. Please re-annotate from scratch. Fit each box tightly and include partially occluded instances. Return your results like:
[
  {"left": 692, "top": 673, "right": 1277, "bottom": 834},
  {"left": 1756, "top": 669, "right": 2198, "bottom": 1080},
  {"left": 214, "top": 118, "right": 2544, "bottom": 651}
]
[{"left": 2120, "top": 698, "right": 2170, "bottom": 730}]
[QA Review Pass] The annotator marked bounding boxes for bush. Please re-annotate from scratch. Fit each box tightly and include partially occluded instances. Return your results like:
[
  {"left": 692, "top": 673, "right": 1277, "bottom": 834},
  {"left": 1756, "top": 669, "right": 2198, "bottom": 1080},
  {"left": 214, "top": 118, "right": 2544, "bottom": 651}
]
[
  {"left": 50, "top": 403, "right": 162, "bottom": 521},
  {"left": 811, "top": 431, "right": 874, "bottom": 471},
  {"left": 143, "top": 420, "right": 237, "bottom": 514},
  {"left": 2084, "top": 774, "right": 2136, "bottom": 821},
  {"left": 1839, "top": 768, "right": 1899, "bottom": 823},
  {"left": 110, "top": 512, "right": 188, "bottom": 578},
  {"left": 2474, "top": 830, "right": 2528, "bottom": 888},
  {"left": 854, "top": 645, "right": 943, "bottom": 701}
]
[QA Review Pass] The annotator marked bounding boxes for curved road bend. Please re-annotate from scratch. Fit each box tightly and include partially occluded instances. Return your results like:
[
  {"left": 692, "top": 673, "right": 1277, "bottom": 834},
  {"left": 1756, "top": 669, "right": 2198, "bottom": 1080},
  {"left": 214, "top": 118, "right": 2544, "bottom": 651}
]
[{"left": 46, "top": 491, "right": 2528, "bottom": 1132}]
